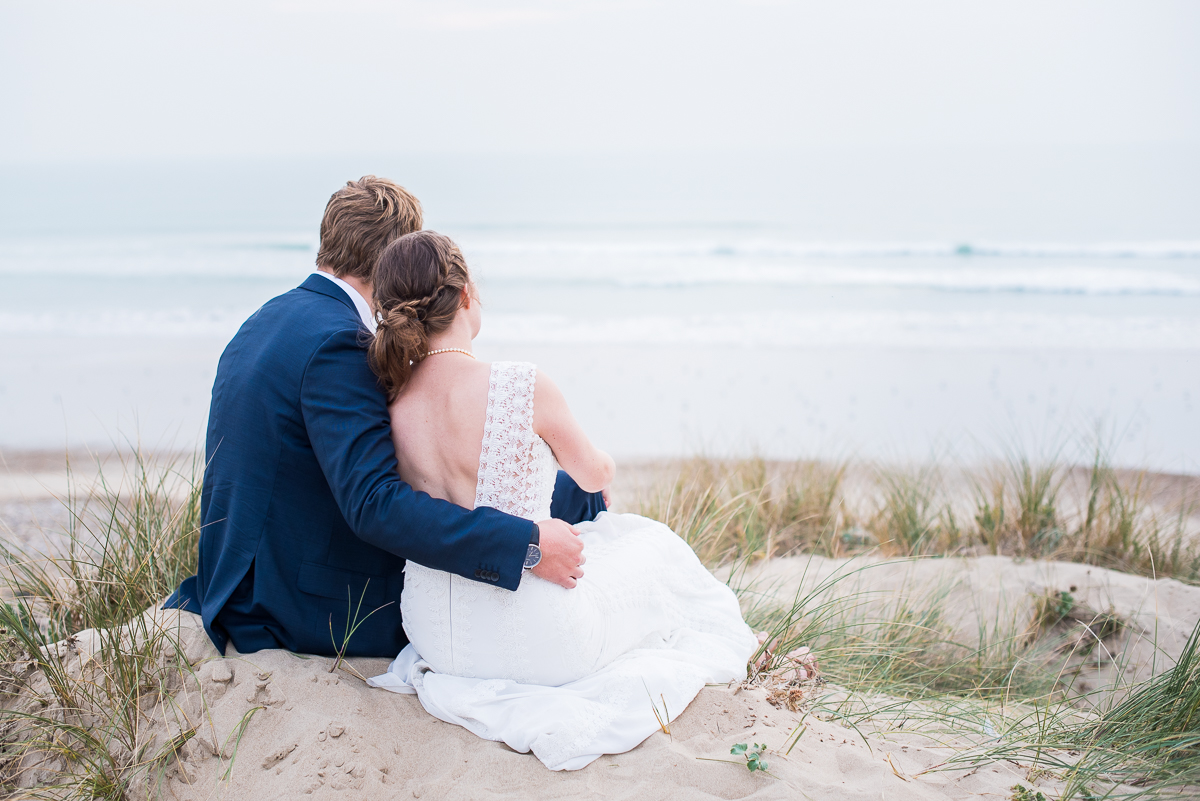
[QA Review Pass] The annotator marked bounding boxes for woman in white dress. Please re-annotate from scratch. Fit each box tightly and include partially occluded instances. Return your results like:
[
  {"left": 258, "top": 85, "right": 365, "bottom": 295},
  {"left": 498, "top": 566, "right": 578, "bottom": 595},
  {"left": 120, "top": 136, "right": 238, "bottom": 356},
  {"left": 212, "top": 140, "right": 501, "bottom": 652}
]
[{"left": 365, "top": 231, "right": 757, "bottom": 770}]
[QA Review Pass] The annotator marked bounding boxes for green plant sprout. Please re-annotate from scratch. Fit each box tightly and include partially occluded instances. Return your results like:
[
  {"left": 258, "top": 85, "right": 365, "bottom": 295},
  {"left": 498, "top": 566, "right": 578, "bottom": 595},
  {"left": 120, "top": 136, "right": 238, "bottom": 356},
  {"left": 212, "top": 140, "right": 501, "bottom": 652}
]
[
  {"left": 731, "top": 742, "right": 769, "bottom": 772},
  {"left": 1009, "top": 784, "right": 1047, "bottom": 801},
  {"left": 695, "top": 741, "right": 770, "bottom": 773}
]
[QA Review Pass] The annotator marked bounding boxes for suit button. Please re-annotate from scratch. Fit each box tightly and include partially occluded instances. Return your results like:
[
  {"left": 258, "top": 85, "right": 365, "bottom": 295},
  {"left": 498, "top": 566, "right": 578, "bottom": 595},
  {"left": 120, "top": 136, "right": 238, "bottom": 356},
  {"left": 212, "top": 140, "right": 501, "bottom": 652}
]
[
  {"left": 474, "top": 569, "right": 483, "bottom": 578},
  {"left": 489, "top": 571, "right": 499, "bottom": 581}
]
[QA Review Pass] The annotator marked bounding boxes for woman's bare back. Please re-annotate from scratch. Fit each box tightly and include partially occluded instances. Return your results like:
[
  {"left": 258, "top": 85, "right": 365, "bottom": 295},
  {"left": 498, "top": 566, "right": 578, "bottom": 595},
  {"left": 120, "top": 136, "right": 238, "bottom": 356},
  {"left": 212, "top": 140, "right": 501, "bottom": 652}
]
[{"left": 388, "top": 355, "right": 494, "bottom": 509}]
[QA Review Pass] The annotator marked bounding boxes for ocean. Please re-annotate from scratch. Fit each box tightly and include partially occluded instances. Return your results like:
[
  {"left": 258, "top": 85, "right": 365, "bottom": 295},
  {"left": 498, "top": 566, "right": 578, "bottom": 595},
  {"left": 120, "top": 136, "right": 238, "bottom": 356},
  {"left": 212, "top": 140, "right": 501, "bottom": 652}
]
[{"left": 1, "top": 148, "right": 1198, "bottom": 471}]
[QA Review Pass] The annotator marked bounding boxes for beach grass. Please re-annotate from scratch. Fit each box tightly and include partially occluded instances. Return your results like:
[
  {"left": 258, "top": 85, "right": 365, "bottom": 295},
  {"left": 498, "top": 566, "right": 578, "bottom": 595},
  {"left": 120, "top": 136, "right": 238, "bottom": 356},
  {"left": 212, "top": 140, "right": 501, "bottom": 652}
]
[
  {"left": 0, "top": 441, "right": 1195, "bottom": 798},
  {"left": 637, "top": 456, "right": 848, "bottom": 566},
  {"left": 0, "top": 451, "right": 205, "bottom": 799},
  {"left": 868, "top": 615, "right": 1200, "bottom": 798},
  {"left": 632, "top": 443, "right": 1199, "bottom": 798},
  {"left": 635, "top": 438, "right": 1199, "bottom": 586}
]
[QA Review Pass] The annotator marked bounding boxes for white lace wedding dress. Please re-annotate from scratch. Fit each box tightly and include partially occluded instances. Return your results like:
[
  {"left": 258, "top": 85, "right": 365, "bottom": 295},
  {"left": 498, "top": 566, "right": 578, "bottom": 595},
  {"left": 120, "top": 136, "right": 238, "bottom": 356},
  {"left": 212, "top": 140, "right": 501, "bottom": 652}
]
[{"left": 368, "top": 362, "right": 756, "bottom": 770}]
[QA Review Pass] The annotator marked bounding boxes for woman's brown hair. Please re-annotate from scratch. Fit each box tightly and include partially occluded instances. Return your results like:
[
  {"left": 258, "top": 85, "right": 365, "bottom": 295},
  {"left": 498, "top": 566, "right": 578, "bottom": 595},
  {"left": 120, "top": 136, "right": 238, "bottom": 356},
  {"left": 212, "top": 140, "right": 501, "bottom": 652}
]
[{"left": 368, "top": 230, "right": 473, "bottom": 400}]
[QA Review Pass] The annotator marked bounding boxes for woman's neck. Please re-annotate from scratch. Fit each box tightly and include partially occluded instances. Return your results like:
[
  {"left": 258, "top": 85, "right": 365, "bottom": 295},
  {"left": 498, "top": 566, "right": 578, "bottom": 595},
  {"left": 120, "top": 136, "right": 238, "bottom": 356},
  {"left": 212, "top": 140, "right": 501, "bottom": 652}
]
[{"left": 425, "top": 315, "right": 475, "bottom": 355}]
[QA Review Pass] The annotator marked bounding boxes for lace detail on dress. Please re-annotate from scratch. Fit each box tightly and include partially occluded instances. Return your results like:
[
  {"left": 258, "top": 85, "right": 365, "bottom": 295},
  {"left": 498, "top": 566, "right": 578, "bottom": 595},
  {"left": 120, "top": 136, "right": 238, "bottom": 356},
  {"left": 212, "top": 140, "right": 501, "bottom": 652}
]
[
  {"left": 469, "top": 361, "right": 553, "bottom": 681},
  {"left": 474, "top": 362, "right": 552, "bottom": 521}
]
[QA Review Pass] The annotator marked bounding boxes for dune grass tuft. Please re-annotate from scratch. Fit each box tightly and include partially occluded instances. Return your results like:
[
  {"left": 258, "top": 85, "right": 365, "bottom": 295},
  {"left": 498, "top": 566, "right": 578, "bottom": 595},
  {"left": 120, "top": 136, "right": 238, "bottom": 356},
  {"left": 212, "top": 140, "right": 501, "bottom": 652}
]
[
  {"left": 0, "top": 450, "right": 207, "bottom": 799},
  {"left": 870, "top": 464, "right": 963, "bottom": 557},
  {"left": 636, "top": 437, "right": 1199, "bottom": 586},
  {"left": 636, "top": 457, "right": 849, "bottom": 566}
]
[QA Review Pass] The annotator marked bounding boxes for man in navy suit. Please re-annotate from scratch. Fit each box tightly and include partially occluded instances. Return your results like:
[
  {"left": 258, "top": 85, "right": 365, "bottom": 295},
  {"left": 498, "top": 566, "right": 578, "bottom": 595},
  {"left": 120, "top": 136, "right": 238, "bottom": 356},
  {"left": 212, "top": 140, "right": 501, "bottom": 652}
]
[{"left": 165, "top": 176, "right": 604, "bottom": 657}]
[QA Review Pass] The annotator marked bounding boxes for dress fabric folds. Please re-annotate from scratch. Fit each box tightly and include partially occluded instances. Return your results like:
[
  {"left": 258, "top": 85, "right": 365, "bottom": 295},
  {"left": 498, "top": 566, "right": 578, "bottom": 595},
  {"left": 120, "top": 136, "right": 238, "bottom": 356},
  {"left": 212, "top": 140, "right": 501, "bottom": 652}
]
[{"left": 368, "top": 361, "right": 756, "bottom": 770}]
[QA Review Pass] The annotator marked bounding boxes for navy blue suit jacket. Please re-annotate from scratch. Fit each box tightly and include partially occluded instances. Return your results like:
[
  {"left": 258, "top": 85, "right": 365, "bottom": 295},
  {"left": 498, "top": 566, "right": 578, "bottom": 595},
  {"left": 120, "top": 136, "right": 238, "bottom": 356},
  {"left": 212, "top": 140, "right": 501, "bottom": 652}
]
[{"left": 165, "top": 274, "right": 605, "bottom": 657}]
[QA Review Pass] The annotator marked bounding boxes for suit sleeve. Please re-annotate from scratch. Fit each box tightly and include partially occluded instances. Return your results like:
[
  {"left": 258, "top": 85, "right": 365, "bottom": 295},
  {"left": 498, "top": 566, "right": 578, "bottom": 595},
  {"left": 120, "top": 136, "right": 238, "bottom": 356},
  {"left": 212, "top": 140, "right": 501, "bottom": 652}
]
[
  {"left": 550, "top": 470, "right": 608, "bottom": 524},
  {"left": 300, "top": 327, "right": 534, "bottom": 591}
]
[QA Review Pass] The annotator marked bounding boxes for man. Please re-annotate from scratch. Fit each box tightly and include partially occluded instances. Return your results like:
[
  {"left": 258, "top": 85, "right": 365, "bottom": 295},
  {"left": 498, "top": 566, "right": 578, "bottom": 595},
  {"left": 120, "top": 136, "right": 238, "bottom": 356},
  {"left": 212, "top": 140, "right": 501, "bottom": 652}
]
[{"left": 165, "top": 176, "right": 604, "bottom": 656}]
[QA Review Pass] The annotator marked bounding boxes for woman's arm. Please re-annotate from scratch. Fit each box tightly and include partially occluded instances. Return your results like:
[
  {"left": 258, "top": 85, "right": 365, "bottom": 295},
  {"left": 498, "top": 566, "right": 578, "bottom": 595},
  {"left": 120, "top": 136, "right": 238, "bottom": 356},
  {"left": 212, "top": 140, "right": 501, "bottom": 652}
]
[{"left": 532, "top": 370, "right": 615, "bottom": 493}]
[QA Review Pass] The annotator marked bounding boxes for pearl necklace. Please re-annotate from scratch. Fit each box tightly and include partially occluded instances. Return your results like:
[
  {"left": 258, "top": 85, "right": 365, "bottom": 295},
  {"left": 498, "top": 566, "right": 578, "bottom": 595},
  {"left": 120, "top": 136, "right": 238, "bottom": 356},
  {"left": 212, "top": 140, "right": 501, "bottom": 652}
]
[{"left": 424, "top": 348, "right": 476, "bottom": 359}]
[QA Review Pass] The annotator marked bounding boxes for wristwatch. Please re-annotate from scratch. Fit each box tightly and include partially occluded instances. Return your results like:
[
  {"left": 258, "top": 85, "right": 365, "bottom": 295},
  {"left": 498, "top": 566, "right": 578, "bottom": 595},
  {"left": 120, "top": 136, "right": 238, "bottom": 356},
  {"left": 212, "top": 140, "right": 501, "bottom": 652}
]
[{"left": 523, "top": 526, "right": 542, "bottom": 570}]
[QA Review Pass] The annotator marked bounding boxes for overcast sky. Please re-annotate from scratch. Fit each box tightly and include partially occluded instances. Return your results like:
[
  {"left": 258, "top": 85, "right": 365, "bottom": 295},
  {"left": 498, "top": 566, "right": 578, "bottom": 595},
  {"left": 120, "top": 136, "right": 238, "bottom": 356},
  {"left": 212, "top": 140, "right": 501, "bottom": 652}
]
[{"left": 1, "top": 0, "right": 1197, "bottom": 164}]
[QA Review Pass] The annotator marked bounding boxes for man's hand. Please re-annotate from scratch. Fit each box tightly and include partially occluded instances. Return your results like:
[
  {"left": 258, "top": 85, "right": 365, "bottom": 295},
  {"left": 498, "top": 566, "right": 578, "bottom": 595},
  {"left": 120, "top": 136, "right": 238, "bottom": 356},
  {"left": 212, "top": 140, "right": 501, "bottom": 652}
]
[{"left": 532, "top": 518, "right": 585, "bottom": 589}]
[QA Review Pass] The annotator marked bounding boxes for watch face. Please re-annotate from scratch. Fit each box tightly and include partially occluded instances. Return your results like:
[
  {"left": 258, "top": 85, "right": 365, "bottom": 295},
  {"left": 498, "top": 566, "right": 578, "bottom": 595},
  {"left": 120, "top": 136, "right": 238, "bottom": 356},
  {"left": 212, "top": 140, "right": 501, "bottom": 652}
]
[{"left": 523, "top": 543, "right": 542, "bottom": 569}]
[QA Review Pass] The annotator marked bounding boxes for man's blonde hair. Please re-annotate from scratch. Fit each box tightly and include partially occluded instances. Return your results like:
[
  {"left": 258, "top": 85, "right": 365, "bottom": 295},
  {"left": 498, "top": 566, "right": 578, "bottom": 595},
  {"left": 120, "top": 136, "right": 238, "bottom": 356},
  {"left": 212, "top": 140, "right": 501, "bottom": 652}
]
[{"left": 316, "top": 176, "right": 423, "bottom": 281}]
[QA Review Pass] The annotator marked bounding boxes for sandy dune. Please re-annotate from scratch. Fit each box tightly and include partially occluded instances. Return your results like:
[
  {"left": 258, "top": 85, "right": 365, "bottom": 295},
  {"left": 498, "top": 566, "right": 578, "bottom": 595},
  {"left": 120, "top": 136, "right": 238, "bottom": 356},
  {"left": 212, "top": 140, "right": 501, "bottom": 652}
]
[
  {"left": 147, "top": 612, "right": 1049, "bottom": 801},
  {"left": 740, "top": 553, "right": 1200, "bottom": 704},
  {"left": 125, "top": 547, "right": 1200, "bottom": 801}
]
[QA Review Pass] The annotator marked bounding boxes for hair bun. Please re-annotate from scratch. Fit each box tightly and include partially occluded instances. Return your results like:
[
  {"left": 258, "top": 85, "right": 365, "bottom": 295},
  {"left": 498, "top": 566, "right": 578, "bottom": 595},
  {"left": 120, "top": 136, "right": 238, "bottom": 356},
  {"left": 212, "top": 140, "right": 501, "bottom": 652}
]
[
  {"left": 368, "top": 230, "right": 474, "bottom": 400},
  {"left": 378, "top": 299, "right": 424, "bottom": 329}
]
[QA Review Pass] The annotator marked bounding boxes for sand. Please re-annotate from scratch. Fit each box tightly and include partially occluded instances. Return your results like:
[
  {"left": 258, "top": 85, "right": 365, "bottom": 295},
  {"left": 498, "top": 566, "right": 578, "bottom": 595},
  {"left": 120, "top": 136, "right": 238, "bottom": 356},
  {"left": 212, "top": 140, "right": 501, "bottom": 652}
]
[
  {"left": 125, "top": 609, "right": 1051, "bottom": 801},
  {"left": 4, "top": 456, "right": 1200, "bottom": 798},
  {"left": 22, "top": 545, "right": 1183, "bottom": 801},
  {"left": 1, "top": 562, "right": 1190, "bottom": 798},
  {"left": 103, "top": 551, "right": 1195, "bottom": 801}
]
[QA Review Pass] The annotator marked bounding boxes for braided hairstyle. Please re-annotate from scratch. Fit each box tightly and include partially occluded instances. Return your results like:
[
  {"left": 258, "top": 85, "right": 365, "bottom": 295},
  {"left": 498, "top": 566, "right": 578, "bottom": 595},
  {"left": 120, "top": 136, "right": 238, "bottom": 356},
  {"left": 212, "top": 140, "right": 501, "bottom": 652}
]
[{"left": 369, "top": 230, "right": 473, "bottom": 400}]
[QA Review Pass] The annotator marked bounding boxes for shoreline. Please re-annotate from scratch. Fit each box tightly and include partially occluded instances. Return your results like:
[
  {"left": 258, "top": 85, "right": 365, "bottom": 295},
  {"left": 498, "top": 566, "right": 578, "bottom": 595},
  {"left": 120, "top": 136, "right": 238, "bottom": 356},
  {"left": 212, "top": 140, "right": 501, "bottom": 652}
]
[{"left": 3, "top": 338, "right": 1198, "bottom": 475}]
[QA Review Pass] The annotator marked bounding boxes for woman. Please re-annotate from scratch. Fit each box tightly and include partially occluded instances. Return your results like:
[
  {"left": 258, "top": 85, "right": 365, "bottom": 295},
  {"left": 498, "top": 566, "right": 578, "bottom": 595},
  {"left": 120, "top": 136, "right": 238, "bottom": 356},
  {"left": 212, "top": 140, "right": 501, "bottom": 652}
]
[{"left": 366, "top": 230, "right": 756, "bottom": 770}]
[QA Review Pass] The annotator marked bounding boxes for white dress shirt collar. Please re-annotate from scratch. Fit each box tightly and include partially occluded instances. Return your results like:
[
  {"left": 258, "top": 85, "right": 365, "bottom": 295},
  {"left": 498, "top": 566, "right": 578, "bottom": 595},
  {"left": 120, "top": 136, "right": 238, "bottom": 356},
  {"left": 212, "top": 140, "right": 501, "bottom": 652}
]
[{"left": 313, "top": 270, "right": 377, "bottom": 334}]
